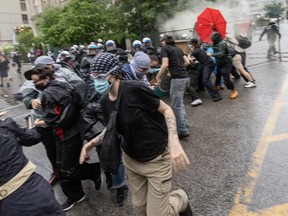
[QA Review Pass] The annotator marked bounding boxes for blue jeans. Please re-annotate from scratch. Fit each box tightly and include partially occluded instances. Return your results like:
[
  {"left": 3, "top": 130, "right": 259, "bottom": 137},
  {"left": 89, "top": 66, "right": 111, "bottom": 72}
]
[
  {"left": 170, "top": 78, "right": 190, "bottom": 135},
  {"left": 112, "top": 161, "right": 126, "bottom": 189}
]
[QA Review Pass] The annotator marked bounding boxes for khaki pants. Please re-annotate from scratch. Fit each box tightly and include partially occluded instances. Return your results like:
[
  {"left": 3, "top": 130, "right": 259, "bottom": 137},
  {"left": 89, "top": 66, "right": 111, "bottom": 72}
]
[{"left": 123, "top": 148, "right": 188, "bottom": 216}]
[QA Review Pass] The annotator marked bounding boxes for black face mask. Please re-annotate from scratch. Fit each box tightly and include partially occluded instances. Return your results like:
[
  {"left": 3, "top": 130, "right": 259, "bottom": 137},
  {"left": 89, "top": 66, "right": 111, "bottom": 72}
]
[{"left": 35, "top": 83, "right": 47, "bottom": 91}]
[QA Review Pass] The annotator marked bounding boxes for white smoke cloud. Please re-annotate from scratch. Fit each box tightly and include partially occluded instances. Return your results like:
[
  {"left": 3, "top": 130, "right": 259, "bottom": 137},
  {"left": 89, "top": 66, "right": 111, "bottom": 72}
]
[{"left": 157, "top": 0, "right": 251, "bottom": 36}]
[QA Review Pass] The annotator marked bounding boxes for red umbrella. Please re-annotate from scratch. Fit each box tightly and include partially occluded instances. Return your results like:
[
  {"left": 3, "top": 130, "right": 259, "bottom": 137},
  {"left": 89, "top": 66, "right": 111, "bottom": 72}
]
[{"left": 195, "top": 8, "right": 226, "bottom": 43}]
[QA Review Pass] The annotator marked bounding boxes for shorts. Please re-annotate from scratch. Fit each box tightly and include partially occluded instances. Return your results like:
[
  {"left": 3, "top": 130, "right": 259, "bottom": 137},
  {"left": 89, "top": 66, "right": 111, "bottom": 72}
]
[{"left": 0, "top": 70, "right": 8, "bottom": 78}]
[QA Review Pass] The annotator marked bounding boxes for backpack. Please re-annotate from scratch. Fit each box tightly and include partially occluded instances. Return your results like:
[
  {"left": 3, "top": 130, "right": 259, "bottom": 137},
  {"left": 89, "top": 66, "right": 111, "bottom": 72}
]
[
  {"left": 227, "top": 46, "right": 239, "bottom": 57},
  {"left": 235, "top": 36, "right": 251, "bottom": 49},
  {"left": 98, "top": 85, "right": 123, "bottom": 174}
]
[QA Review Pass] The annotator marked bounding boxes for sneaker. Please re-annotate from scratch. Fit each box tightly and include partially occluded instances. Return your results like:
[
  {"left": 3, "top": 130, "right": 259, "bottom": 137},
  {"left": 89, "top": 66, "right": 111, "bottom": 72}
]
[
  {"left": 230, "top": 90, "right": 238, "bottom": 99},
  {"left": 212, "top": 97, "right": 222, "bottom": 102},
  {"left": 178, "top": 133, "right": 190, "bottom": 140},
  {"left": 190, "top": 99, "right": 202, "bottom": 107},
  {"left": 61, "top": 195, "right": 86, "bottom": 212},
  {"left": 245, "top": 81, "right": 257, "bottom": 88}
]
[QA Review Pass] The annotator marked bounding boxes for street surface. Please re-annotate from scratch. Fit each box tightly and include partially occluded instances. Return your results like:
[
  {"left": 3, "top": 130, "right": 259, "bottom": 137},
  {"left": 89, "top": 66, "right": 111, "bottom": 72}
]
[{"left": 1, "top": 21, "right": 288, "bottom": 216}]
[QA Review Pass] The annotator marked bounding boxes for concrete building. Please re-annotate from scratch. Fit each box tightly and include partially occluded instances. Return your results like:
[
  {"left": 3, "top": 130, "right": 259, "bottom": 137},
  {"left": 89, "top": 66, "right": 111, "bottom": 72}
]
[
  {"left": 0, "top": 0, "right": 69, "bottom": 47},
  {"left": 27, "top": 0, "right": 69, "bottom": 36},
  {"left": 0, "top": 0, "right": 33, "bottom": 46}
]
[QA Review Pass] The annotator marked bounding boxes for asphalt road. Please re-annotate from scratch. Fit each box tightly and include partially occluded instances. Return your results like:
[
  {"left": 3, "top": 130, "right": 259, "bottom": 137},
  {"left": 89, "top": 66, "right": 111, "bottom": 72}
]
[{"left": 1, "top": 21, "right": 288, "bottom": 216}]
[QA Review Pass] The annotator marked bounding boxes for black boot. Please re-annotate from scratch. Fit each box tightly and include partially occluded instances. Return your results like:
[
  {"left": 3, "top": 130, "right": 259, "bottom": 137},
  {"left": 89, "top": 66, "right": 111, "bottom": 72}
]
[
  {"left": 116, "top": 185, "right": 128, "bottom": 207},
  {"left": 179, "top": 203, "right": 193, "bottom": 216}
]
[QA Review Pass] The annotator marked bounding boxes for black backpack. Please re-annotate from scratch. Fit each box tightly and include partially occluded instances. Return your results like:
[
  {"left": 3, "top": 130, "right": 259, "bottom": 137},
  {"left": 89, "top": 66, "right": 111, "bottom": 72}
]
[{"left": 235, "top": 36, "right": 251, "bottom": 49}]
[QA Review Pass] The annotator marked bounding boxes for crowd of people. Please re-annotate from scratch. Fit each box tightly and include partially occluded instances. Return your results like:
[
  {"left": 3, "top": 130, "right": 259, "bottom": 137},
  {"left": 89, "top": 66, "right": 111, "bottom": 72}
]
[{"left": 3, "top": 25, "right": 279, "bottom": 215}]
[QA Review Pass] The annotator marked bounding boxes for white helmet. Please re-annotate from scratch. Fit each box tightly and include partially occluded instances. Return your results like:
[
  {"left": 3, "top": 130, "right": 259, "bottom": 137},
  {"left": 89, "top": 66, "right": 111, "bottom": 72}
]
[
  {"left": 98, "top": 38, "right": 103, "bottom": 44},
  {"left": 142, "top": 37, "right": 151, "bottom": 44},
  {"left": 60, "top": 51, "right": 70, "bottom": 57},
  {"left": 105, "top": 40, "right": 115, "bottom": 46},
  {"left": 132, "top": 40, "right": 142, "bottom": 47},
  {"left": 88, "top": 44, "right": 98, "bottom": 49}
]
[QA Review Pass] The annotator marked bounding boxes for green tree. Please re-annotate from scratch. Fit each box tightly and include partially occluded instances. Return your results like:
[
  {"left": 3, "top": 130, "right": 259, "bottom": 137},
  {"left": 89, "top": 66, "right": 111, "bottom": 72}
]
[
  {"left": 264, "top": 2, "right": 285, "bottom": 18},
  {"left": 38, "top": 0, "right": 132, "bottom": 47},
  {"left": 16, "top": 28, "right": 38, "bottom": 60}
]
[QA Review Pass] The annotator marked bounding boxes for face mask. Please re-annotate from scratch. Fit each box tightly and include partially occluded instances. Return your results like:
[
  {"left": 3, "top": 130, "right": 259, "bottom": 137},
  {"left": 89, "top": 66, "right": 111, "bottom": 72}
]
[
  {"left": 188, "top": 44, "right": 193, "bottom": 49},
  {"left": 135, "top": 71, "right": 145, "bottom": 79},
  {"left": 35, "top": 83, "right": 47, "bottom": 91},
  {"left": 94, "top": 79, "right": 110, "bottom": 95}
]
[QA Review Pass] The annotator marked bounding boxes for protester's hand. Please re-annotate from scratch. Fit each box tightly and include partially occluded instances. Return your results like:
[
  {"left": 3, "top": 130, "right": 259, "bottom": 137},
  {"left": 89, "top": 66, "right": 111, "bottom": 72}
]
[
  {"left": 79, "top": 141, "right": 95, "bottom": 164},
  {"left": 206, "top": 52, "right": 212, "bottom": 56},
  {"left": 34, "top": 119, "right": 46, "bottom": 127},
  {"left": 31, "top": 99, "right": 42, "bottom": 110},
  {"left": 169, "top": 140, "right": 190, "bottom": 172}
]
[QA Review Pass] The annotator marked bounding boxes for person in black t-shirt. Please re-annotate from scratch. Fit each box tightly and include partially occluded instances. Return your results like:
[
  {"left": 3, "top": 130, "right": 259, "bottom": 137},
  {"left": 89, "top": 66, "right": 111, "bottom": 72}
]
[
  {"left": 189, "top": 39, "right": 222, "bottom": 102},
  {"left": 156, "top": 35, "right": 190, "bottom": 139},
  {"left": 80, "top": 53, "right": 193, "bottom": 216}
]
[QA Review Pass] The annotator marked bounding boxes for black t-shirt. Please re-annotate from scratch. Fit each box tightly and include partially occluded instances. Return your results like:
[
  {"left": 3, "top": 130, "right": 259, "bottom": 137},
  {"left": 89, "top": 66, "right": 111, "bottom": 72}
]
[
  {"left": 161, "top": 45, "right": 188, "bottom": 79},
  {"left": 101, "top": 80, "right": 168, "bottom": 162},
  {"left": 192, "top": 48, "right": 213, "bottom": 66}
]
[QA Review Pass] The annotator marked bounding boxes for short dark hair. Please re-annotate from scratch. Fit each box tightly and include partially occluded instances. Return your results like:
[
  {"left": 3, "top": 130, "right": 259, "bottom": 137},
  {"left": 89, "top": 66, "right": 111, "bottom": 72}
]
[
  {"left": 190, "top": 38, "right": 198, "bottom": 44},
  {"left": 31, "top": 66, "right": 55, "bottom": 80},
  {"left": 164, "top": 34, "right": 175, "bottom": 45}
]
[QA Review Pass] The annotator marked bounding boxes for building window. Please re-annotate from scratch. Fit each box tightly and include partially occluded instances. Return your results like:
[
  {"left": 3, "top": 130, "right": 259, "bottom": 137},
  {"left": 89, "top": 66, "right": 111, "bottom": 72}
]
[
  {"left": 20, "top": 0, "right": 27, "bottom": 11},
  {"left": 22, "top": 14, "right": 29, "bottom": 24}
]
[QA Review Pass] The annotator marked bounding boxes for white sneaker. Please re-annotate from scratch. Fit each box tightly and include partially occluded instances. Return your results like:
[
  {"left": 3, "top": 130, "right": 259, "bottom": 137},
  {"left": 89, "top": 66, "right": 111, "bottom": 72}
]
[
  {"left": 190, "top": 99, "right": 202, "bottom": 107},
  {"left": 245, "top": 81, "right": 257, "bottom": 88}
]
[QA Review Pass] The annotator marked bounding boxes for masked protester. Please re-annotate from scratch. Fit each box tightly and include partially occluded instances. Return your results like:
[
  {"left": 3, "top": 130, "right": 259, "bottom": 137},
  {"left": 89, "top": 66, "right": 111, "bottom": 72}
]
[
  {"left": 209, "top": 31, "right": 238, "bottom": 99},
  {"left": 89, "top": 53, "right": 128, "bottom": 207},
  {"left": 80, "top": 53, "right": 193, "bottom": 216},
  {"left": 25, "top": 67, "right": 102, "bottom": 212}
]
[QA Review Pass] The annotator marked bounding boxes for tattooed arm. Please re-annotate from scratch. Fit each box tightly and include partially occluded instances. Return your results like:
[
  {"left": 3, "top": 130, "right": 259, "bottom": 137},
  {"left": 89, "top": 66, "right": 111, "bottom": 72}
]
[
  {"left": 79, "top": 128, "right": 106, "bottom": 164},
  {"left": 158, "top": 100, "right": 190, "bottom": 171}
]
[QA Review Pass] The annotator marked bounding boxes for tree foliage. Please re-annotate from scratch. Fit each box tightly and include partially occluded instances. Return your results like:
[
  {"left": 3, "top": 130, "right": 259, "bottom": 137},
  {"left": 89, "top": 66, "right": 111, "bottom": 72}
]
[
  {"left": 38, "top": 0, "right": 132, "bottom": 47},
  {"left": 264, "top": 2, "right": 285, "bottom": 18},
  {"left": 37, "top": 0, "right": 198, "bottom": 46},
  {"left": 16, "top": 28, "right": 41, "bottom": 58}
]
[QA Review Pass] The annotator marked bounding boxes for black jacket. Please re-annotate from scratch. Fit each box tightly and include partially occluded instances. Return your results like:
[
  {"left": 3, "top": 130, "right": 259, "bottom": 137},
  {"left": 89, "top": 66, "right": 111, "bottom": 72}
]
[
  {"left": 41, "top": 80, "right": 83, "bottom": 141},
  {"left": 0, "top": 118, "right": 41, "bottom": 186}
]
